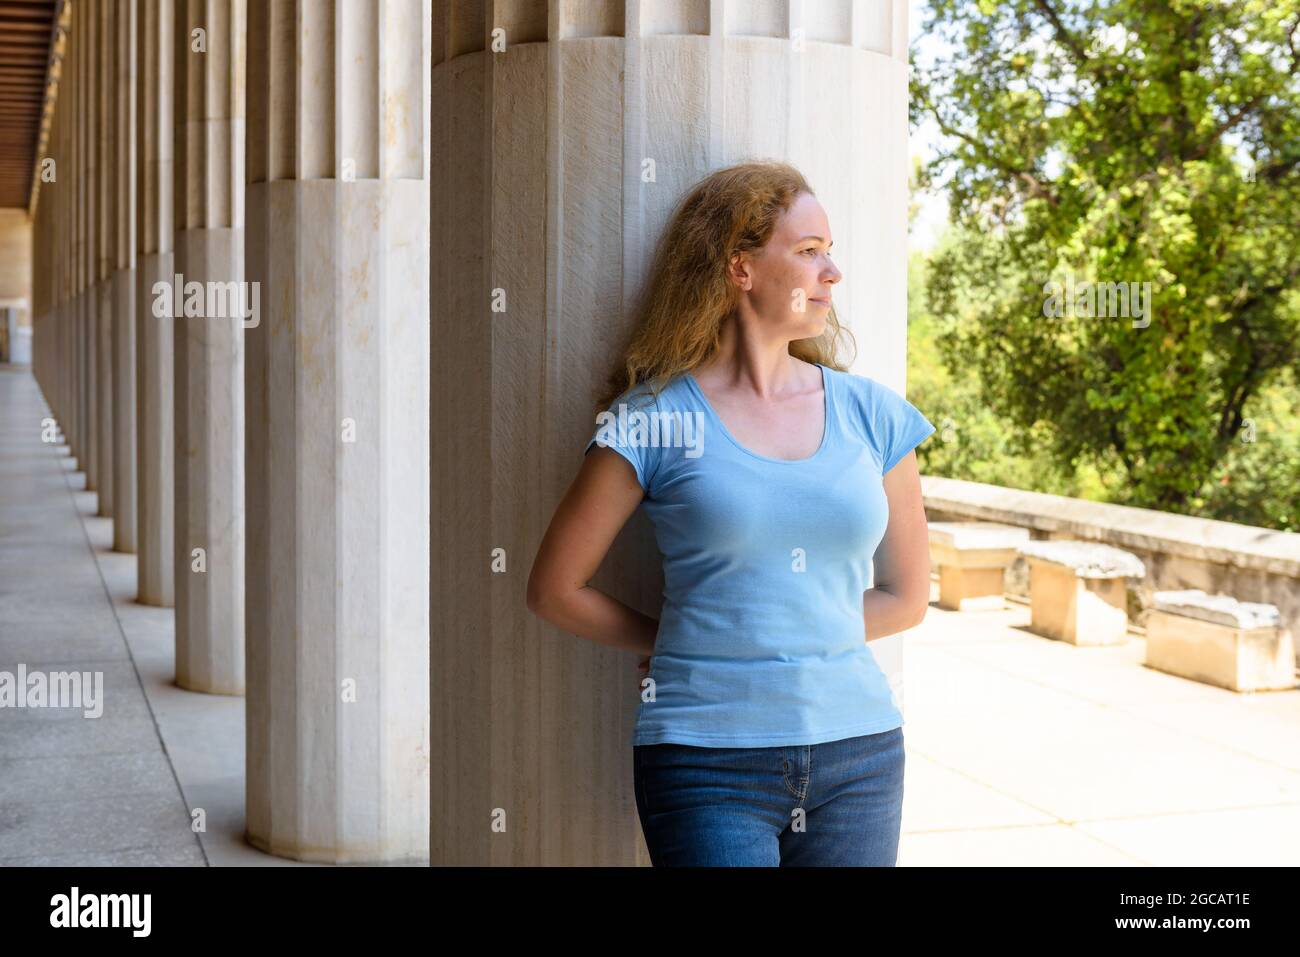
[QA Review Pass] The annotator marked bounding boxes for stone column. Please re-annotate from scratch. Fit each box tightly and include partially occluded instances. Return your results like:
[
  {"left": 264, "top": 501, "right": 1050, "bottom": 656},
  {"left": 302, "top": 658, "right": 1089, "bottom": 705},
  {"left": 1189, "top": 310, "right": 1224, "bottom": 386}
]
[
  {"left": 62, "top": 18, "right": 71, "bottom": 451},
  {"left": 38, "top": 29, "right": 61, "bottom": 442},
  {"left": 112, "top": 0, "right": 139, "bottom": 553},
  {"left": 60, "top": 6, "right": 73, "bottom": 461},
  {"left": 91, "top": 0, "right": 115, "bottom": 512},
  {"left": 172, "top": 0, "right": 245, "bottom": 693},
  {"left": 42, "top": 45, "right": 56, "bottom": 438},
  {"left": 428, "top": 0, "right": 912, "bottom": 864},
  {"left": 31, "top": 17, "right": 66, "bottom": 426},
  {"left": 245, "top": 0, "right": 431, "bottom": 863},
  {"left": 58, "top": 24, "right": 70, "bottom": 448},
  {"left": 136, "top": 0, "right": 175, "bottom": 606},
  {"left": 71, "top": 0, "right": 86, "bottom": 473},
  {"left": 94, "top": 0, "right": 115, "bottom": 519},
  {"left": 82, "top": 1, "right": 93, "bottom": 484}
]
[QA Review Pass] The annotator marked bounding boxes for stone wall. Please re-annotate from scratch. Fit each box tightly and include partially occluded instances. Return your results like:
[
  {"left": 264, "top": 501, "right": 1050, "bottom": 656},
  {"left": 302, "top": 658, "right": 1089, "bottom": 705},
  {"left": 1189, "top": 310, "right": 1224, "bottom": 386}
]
[{"left": 922, "top": 475, "right": 1300, "bottom": 669}]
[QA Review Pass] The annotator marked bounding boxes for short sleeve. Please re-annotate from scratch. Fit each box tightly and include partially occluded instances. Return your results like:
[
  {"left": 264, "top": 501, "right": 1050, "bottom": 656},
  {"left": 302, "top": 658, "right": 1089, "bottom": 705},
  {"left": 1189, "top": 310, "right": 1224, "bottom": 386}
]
[
  {"left": 871, "top": 380, "right": 936, "bottom": 473},
  {"left": 583, "top": 388, "right": 662, "bottom": 493}
]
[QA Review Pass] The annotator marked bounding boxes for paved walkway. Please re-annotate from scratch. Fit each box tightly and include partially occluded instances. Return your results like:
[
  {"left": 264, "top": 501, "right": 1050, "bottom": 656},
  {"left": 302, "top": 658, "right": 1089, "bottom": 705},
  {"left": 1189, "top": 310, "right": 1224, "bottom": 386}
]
[
  {"left": 4, "top": 363, "right": 1299, "bottom": 866},
  {"left": 900, "top": 586, "right": 1300, "bottom": 865},
  {"left": 0, "top": 365, "right": 303, "bottom": 866}
]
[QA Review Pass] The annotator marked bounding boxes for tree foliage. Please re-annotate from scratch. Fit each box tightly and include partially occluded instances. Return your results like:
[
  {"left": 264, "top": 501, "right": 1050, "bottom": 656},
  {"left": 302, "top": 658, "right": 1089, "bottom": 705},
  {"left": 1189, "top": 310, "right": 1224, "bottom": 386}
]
[{"left": 911, "top": 0, "right": 1300, "bottom": 514}]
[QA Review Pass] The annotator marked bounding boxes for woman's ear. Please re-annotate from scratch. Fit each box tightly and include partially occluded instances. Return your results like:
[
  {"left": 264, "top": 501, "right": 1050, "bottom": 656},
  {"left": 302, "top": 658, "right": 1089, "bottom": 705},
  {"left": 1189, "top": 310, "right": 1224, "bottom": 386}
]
[{"left": 727, "top": 251, "right": 752, "bottom": 292}]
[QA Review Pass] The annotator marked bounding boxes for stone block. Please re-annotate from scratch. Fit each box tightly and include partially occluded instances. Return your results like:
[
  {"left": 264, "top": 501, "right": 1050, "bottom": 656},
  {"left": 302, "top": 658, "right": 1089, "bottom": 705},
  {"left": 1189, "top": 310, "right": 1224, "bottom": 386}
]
[
  {"left": 1145, "top": 590, "right": 1297, "bottom": 692},
  {"left": 929, "top": 521, "right": 1030, "bottom": 611},
  {"left": 1018, "top": 540, "right": 1145, "bottom": 645}
]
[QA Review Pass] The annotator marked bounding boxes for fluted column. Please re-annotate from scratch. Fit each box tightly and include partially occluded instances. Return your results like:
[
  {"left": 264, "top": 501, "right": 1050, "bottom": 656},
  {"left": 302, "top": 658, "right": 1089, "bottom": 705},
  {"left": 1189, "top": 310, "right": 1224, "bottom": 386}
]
[
  {"left": 31, "top": 14, "right": 69, "bottom": 429},
  {"left": 81, "top": 0, "right": 93, "bottom": 481},
  {"left": 94, "top": 0, "right": 116, "bottom": 519},
  {"left": 245, "top": 0, "right": 431, "bottom": 863},
  {"left": 429, "top": 0, "right": 912, "bottom": 864},
  {"left": 88, "top": 0, "right": 112, "bottom": 509},
  {"left": 37, "top": 25, "right": 59, "bottom": 438},
  {"left": 172, "top": 0, "right": 245, "bottom": 693},
  {"left": 58, "top": 20, "right": 69, "bottom": 446},
  {"left": 62, "top": 16, "right": 71, "bottom": 451},
  {"left": 46, "top": 31, "right": 60, "bottom": 442},
  {"left": 136, "top": 0, "right": 175, "bottom": 606},
  {"left": 62, "top": 3, "right": 74, "bottom": 462},
  {"left": 64, "top": 13, "right": 73, "bottom": 452},
  {"left": 111, "top": 0, "right": 139, "bottom": 552},
  {"left": 72, "top": 0, "right": 87, "bottom": 473}
]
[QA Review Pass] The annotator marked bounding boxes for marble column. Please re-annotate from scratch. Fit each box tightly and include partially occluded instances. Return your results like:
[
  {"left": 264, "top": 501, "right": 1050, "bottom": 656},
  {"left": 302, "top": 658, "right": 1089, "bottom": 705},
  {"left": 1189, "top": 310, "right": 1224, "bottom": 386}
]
[
  {"left": 83, "top": 2, "right": 98, "bottom": 495},
  {"left": 31, "top": 17, "right": 67, "bottom": 431},
  {"left": 63, "top": 14, "right": 73, "bottom": 447},
  {"left": 245, "top": 0, "right": 431, "bottom": 863},
  {"left": 38, "top": 31, "right": 62, "bottom": 444},
  {"left": 95, "top": 0, "right": 117, "bottom": 519},
  {"left": 172, "top": 0, "right": 245, "bottom": 693},
  {"left": 94, "top": 0, "right": 115, "bottom": 514},
  {"left": 57, "top": 27, "right": 69, "bottom": 449},
  {"left": 112, "top": 0, "right": 139, "bottom": 553},
  {"left": 63, "top": 13, "right": 71, "bottom": 454},
  {"left": 73, "top": 0, "right": 87, "bottom": 476},
  {"left": 92, "top": 0, "right": 113, "bottom": 509},
  {"left": 136, "top": 0, "right": 175, "bottom": 606},
  {"left": 41, "top": 48, "right": 56, "bottom": 440},
  {"left": 429, "top": 0, "right": 913, "bottom": 864},
  {"left": 60, "top": 6, "right": 73, "bottom": 462}
]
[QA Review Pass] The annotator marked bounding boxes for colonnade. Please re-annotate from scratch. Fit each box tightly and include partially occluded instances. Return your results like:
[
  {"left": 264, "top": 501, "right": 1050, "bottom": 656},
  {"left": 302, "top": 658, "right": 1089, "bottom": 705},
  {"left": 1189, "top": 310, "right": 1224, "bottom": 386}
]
[
  {"left": 30, "top": 0, "right": 432, "bottom": 864},
  {"left": 26, "top": 0, "right": 910, "bottom": 865}
]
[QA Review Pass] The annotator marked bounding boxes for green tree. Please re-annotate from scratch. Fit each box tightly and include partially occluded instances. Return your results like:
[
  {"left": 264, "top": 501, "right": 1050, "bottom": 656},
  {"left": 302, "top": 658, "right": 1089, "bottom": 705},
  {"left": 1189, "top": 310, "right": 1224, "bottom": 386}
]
[{"left": 911, "top": 0, "right": 1300, "bottom": 514}]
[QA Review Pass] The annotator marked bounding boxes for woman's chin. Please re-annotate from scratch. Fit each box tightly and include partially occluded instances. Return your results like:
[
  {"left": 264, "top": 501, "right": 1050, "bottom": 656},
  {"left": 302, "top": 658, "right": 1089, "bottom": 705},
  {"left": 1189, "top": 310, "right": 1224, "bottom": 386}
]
[
  {"left": 782, "top": 308, "right": 828, "bottom": 339},
  {"left": 797, "top": 315, "right": 827, "bottom": 337}
]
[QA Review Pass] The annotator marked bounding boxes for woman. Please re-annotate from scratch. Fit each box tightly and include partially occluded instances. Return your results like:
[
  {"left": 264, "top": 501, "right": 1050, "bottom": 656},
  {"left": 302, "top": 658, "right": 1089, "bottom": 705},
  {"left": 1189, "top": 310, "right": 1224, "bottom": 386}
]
[{"left": 526, "top": 161, "right": 935, "bottom": 866}]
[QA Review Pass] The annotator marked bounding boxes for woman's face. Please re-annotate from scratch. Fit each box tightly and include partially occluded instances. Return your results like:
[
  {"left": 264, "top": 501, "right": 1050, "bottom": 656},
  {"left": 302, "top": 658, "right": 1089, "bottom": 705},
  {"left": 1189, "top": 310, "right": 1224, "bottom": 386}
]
[{"left": 730, "top": 191, "right": 842, "bottom": 338}]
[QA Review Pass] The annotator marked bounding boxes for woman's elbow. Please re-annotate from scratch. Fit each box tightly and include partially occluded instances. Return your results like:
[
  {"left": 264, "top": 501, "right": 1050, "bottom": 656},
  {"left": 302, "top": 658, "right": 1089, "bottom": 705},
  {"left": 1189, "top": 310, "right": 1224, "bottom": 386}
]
[
  {"left": 909, "top": 599, "right": 930, "bottom": 631},
  {"left": 525, "top": 557, "right": 549, "bottom": 614},
  {"left": 903, "top": 583, "right": 931, "bottom": 630},
  {"left": 525, "top": 575, "right": 554, "bottom": 619},
  {"left": 526, "top": 569, "right": 574, "bottom": 623}
]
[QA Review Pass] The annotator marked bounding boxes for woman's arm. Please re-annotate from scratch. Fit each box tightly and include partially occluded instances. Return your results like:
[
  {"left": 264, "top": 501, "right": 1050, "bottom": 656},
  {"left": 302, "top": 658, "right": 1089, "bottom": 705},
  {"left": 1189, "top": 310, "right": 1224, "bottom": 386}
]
[
  {"left": 526, "top": 446, "right": 660, "bottom": 658},
  {"left": 863, "top": 450, "right": 932, "bottom": 642}
]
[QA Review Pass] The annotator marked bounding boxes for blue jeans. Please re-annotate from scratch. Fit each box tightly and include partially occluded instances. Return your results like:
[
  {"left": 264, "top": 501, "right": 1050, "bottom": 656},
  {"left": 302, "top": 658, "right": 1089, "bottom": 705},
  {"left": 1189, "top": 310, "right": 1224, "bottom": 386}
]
[{"left": 633, "top": 725, "right": 905, "bottom": 866}]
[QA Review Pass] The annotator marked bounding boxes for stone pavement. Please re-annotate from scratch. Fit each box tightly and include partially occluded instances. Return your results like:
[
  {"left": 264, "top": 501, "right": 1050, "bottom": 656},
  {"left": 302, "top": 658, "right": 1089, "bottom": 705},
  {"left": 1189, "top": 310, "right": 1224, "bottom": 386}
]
[
  {"left": 0, "top": 365, "right": 309, "bottom": 866},
  {"left": 899, "top": 583, "right": 1300, "bottom": 865}
]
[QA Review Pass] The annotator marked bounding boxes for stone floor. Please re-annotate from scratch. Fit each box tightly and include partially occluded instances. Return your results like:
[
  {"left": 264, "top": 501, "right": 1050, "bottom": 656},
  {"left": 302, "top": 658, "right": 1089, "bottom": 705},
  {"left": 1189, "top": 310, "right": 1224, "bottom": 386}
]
[
  {"left": 900, "top": 587, "right": 1300, "bottom": 865},
  {"left": 3, "top": 362, "right": 1299, "bottom": 866},
  {"left": 0, "top": 365, "right": 308, "bottom": 866}
]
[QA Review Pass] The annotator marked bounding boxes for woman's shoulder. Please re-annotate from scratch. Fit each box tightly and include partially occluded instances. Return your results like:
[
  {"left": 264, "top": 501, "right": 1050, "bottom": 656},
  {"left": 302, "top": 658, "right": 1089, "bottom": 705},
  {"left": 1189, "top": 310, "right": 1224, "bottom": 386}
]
[
  {"left": 604, "top": 372, "right": 690, "bottom": 414},
  {"left": 828, "top": 367, "right": 924, "bottom": 445},
  {"left": 829, "top": 366, "right": 909, "bottom": 404}
]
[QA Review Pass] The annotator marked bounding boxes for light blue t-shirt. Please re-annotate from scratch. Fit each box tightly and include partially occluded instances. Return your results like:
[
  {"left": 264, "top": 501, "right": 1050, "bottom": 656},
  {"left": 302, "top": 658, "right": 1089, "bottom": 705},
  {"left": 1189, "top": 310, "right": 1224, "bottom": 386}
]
[{"left": 584, "top": 362, "right": 936, "bottom": 748}]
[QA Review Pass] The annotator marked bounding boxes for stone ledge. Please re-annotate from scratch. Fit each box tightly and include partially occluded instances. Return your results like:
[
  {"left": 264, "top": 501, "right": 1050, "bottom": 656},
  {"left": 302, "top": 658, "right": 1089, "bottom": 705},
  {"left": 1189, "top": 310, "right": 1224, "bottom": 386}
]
[
  {"left": 929, "top": 521, "right": 1030, "bottom": 551},
  {"left": 922, "top": 475, "right": 1300, "bottom": 577},
  {"left": 1017, "top": 539, "right": 1146, "bottom": 579},
  {"left": 1152, "top": 589, "right": 1281, "bottom": 630}
]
